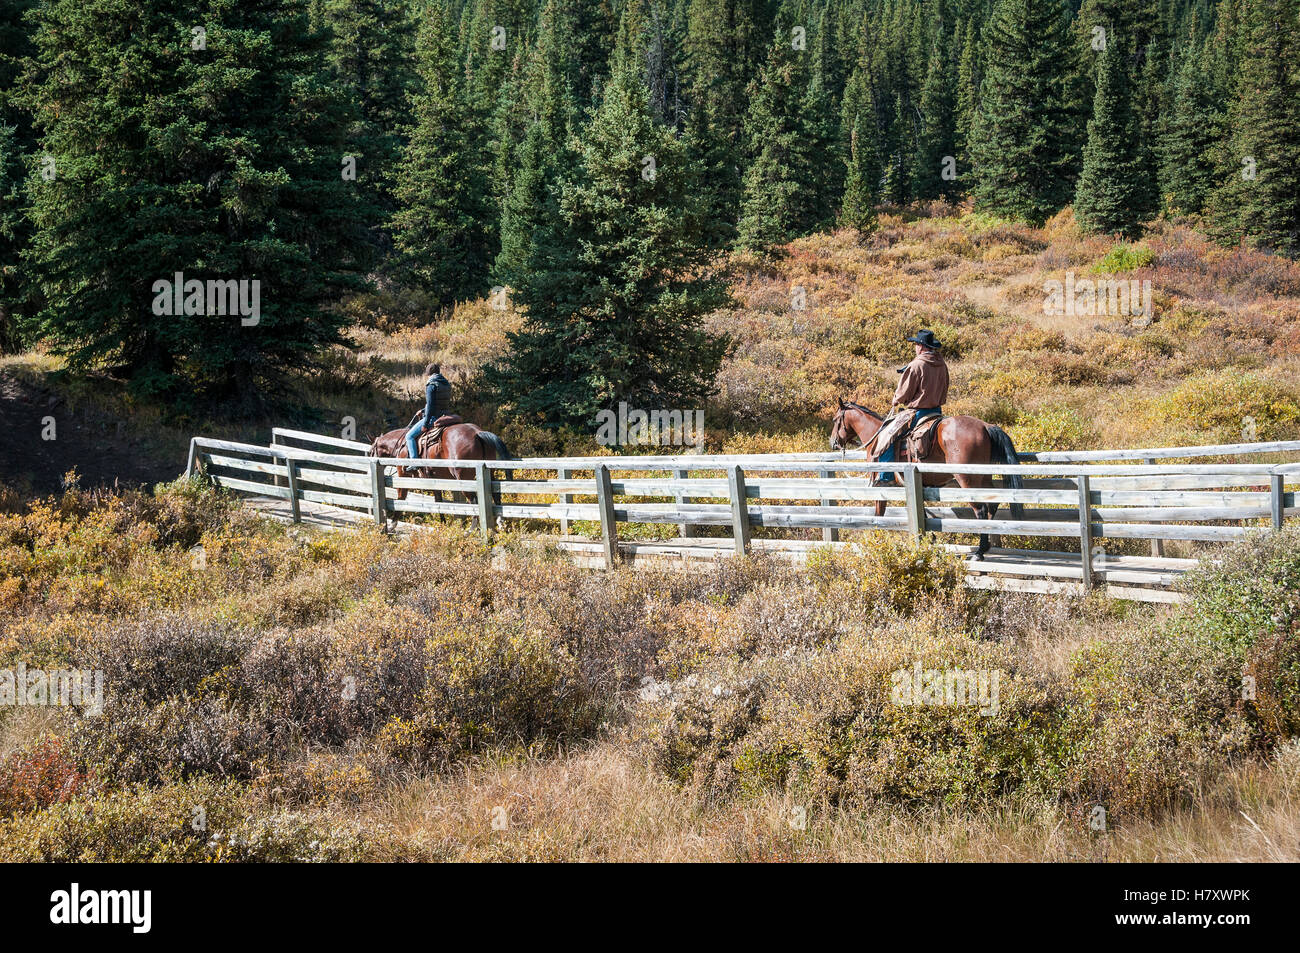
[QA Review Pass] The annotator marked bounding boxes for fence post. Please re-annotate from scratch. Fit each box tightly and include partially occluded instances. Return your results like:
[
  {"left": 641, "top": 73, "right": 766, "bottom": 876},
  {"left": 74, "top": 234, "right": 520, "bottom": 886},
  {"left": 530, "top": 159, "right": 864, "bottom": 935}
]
[
  {"left": 185, "top": 438, "right": 200, "bottom": 479},
  {"left": 903, "top": 466, "right": 926, "bottom": 537},
  {"left": 728, "top": 465, "right": 751, "bottom": 556},
  {"left": 1144, "top": 458, "right": 1164, "bottom": 556},
  {"left": 819, "top": 468, "right": 839, "bottom": 543},
  {"left": 369, "top": 458, "right": 385, "bottom": 527},
  {"left": 285, "top": 456, "right": 301, "bottom": 524},
  {"left": 557, "top": 467, "right": 571, "bottom": 536},
  {"left": 476, "top": 462, "right": 494, "bottom": 542},
  {"left": 1270, "top": 473, "right": 1284, "bottom": 530},
  {"left": 673, "top": 468, "right": 696, "bottom": 538},
  {"left": 1078, "top": 474, "right": 1094, "bottom": 592},
  {"left": 594, "top": 464, "right": 618, "bottom": 569}
]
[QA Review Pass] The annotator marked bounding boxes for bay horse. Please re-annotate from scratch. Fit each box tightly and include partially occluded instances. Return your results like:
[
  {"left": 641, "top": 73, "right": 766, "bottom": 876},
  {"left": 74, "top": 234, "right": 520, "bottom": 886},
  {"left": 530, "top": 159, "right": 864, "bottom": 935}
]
[
  {"left": 828, "top": 398, "right": 1021, "bottom": 558},
  {"left": 367, "top": 415, "right": 514, "bottom": 528}
]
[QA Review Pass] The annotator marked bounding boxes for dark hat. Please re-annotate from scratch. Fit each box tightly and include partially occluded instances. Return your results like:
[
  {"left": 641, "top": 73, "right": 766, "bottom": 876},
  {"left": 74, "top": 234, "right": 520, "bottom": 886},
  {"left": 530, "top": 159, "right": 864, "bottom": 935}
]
[{"left": 905, "top": 329, "right": 942, "bottom": 350}]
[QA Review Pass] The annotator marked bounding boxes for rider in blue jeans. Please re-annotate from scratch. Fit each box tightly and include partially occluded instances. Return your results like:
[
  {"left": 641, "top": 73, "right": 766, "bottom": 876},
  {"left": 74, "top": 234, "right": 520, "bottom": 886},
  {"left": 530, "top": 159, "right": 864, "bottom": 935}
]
[{"left": 406, "top": 363, "right": 452, "bottom": 460}]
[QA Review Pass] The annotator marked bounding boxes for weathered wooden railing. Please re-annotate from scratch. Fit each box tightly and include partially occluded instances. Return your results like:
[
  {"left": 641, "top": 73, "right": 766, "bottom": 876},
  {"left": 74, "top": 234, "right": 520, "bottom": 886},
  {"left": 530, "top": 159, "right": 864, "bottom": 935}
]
[{"left": 186, "top": 434, "right": 1299, "bottom": 598}]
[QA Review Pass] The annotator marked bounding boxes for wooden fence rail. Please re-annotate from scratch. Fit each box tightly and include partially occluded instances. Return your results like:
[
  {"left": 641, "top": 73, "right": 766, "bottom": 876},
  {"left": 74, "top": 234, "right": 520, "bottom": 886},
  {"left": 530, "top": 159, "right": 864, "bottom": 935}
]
[{"left": 188, "top": 434, "right": 1299, "bottom": 588}]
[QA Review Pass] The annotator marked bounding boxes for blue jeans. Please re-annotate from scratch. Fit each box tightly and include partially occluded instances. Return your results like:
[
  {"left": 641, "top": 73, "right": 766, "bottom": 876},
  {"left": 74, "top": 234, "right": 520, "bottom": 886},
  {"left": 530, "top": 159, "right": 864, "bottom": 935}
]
[
  {"left": 406, "top": 418, "right": 426, "bottom": 459},
  {"left": 877, "top": 408, "right": 941, "bottom": 484}
]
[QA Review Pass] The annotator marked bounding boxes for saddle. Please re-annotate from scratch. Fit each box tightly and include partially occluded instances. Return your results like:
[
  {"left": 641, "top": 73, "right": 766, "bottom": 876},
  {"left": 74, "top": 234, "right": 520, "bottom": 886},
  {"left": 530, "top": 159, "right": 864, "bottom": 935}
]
[
  {"left": 904, "top": 414, "right": 943, "bottom": 462},
  {"left": 417, "top": 414, "right": 462, "bottom": 457}
]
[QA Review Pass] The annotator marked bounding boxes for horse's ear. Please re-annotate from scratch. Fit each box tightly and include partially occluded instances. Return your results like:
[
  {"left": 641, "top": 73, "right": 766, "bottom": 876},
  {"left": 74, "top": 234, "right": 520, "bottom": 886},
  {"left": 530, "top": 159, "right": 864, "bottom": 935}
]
[{"left": 837, "top": 396, "right": 845, "bottom": 409}]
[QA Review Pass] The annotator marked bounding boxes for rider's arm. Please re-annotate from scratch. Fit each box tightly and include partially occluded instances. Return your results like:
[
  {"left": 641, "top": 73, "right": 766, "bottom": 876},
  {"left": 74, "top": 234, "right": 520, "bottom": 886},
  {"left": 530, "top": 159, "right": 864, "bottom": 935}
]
[
  {"left": 423, "top": 380, "right": 437, "bottom": 422},
  {"left": 893, "top": 362, "right": 920, "bottom": 408}
]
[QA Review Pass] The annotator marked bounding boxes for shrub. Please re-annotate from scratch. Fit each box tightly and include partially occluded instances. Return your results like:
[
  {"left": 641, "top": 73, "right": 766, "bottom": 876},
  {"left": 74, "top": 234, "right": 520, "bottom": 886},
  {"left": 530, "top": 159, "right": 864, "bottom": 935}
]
[
  {"left": 0, "top": 737, "right": 90, "bottom": 818},
  {"left": 1009, "top": 407, "right": 1099, "bottom": 451},
  {"left": 1150, "top": 370, "right": 1300, "bottom": 442},
  {"left": 85, "top": 615, "right": 253, "bottom": 706},
  {"left": 64, "top": 694, "right": 272, "bottom": 787},
  {"left": 805, "top": 534, "right": 969, "bottom": 615},
  {"left": 0, "top": 778, "right": 369, "bottom": 861},
  {"left": 1094, "top": 244, "right": 1156, "bottom": 273},
  {"left": 644, "top": 621, "right": 1067, "bottom": 806}
]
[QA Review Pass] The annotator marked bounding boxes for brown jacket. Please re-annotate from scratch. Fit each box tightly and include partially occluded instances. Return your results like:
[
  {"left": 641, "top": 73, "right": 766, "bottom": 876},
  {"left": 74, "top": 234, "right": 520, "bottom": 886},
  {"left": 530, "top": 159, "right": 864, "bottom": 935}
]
[{"left": 893, "top": 349, "right": 949, "bottom": 409}]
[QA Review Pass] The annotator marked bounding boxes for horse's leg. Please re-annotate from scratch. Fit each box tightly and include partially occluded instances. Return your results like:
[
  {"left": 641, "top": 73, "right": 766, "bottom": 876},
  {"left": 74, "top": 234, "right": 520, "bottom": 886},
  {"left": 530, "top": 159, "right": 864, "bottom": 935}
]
[
  {"left": 939, "top": 419, "right": 999, "bottom": 559},
  {"left": 952, "top": 472, "right": 992, "bottom": 559}
]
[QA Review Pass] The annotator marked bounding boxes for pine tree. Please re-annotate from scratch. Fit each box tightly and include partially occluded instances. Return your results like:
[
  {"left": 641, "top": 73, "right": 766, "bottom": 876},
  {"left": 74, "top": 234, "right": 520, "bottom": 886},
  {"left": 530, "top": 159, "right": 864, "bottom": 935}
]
[
  {"left": 971, "top": 0, "right": 1081, "bottom": 224},
  {"left": 1207, "top": 0, "right": 1300, "bottom": 255},
  {"left": 1158, "top": 34, "right": 1224, "bottom": 216},
  {"left": 485, "top": 3, "right": 731, "bottom": 430},
  {"left": 916, "top": 25, "right": 957, "bottom": 200},
  {"left": 953, "top": 16, "right": 982, "bottom": 183},
  {"left": 494, "top": 0, "right": 578, "bottom": 286},
  {"left": 0, "top": 0, "right": 38, "bottom": 353},
  {"left": 736, "top": 26, "right": 814, "bottom": 251},
  {"left": 389, "top": 1, "right": 494, "bottom": 307},
  {"left": 683, "top": 0, "right": 773, "bottom": 246},
  {"left": 1074, "top": 35, "right": 1147, "bottom": 236},
  {"left": 840, "top": 115, "right": 878, "bottom": 235},
  {"left": 322, "top": 0, "right": 417, "bottom": 239},
  {"left": 18, "top": 0, "right": 368, "bottom": 400}
]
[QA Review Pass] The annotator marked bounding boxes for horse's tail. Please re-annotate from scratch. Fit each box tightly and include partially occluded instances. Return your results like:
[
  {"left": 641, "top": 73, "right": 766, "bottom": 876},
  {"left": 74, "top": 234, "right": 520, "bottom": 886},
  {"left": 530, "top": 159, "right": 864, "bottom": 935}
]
[
  {"left": 476, "top": 430, "right": 516, "bottom": 461},
  {"left": 986, "top": 424, "right": 1022, "bottom": 521}
]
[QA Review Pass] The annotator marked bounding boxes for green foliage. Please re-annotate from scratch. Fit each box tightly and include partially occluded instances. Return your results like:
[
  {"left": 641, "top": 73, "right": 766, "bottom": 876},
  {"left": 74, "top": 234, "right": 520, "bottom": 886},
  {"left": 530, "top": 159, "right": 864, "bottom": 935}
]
[
  {"left": 485, "top": 7, "right": 732, "bottom": 430},
  {"left": 1092, "top": 242, "right": 1157, "bottom": 272},
  {"left": 388, "top": 0, "right": 494, "bottom": 307},
  {"left": 1008, "top": 406, "right": 1099, "bottom": 451},
  {"left": 1207, "top": 0, "right": 1300, "bottom": 256},
  {"left": 1074, "top": 37, "right": 1148, "bottom": 237},
  {"left": 1159, "top": 34, "right": 1227, "bottom": 216},
  {"left": 1151, "top": 369, "right": 1300, "bottom": 440},
  {"left": 971, "top": 0, "right": 1082, "bottom": 224},
  {"left": 16, "top": 0, "right": 369, "bottom": 400}
]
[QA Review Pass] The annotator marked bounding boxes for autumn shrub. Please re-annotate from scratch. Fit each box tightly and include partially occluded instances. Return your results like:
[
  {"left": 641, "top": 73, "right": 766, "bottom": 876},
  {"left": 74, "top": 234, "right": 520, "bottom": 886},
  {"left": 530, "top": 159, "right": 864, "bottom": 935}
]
[
  {"left": 643, "top": 616, "right": 1068, "bottom": 805},
  {"left": 1149, "top": 370, "right": 1300, "bottom": 442},
  {"left": 1009, "top": 407, "right": 1100, "bottom": 451},
  {"left": 0, "top": 737, "right": 90, "bottom": 818},
  {"left": 0, "top": 778, "right": 369, "bottom": 862},
  {"left": 85, "top": 615, "right": 254, "bottom": 706},
  {"left": 64, "top": 694, "right": 272, "bottom": 787},
  {"left": 805, "top": 533, "right": 969, "bottom": 616}
]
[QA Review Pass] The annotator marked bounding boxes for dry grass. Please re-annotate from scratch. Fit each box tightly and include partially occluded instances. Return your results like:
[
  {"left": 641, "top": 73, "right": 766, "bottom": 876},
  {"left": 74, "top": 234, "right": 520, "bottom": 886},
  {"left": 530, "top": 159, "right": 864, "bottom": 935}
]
[{"left": 356, "top": 738, "right": 1299, "bottom": 862}]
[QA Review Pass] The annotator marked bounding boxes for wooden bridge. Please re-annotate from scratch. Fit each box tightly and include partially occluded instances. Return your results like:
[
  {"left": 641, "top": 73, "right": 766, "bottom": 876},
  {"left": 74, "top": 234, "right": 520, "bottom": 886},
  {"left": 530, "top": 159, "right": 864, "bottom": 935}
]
[{"left": 184, "top": 428, "right": 1300, "bottom": 603}]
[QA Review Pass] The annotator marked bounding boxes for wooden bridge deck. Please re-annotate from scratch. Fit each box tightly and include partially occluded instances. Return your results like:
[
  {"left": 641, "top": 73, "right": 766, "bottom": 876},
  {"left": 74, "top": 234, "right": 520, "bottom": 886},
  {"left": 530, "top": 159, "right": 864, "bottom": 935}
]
[{"left": 243, "top": 495, "right": 1193, "bottom": 602}]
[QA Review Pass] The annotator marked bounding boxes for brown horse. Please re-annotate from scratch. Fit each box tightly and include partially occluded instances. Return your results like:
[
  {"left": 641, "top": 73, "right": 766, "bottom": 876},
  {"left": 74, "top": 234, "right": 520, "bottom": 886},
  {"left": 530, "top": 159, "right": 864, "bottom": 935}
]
[
  {"left": 367, "top": 416, "right": 514, "bottom": 526},
  {"left": 829, "top": 399, "right": 1021, "bottom": 558}
]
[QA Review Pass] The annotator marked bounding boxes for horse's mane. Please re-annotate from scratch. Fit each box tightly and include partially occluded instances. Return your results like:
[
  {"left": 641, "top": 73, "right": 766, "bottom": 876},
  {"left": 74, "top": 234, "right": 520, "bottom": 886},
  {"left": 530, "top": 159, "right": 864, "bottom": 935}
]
[{"left": 843, "top": 401, "right": 883, "bottom": 421}]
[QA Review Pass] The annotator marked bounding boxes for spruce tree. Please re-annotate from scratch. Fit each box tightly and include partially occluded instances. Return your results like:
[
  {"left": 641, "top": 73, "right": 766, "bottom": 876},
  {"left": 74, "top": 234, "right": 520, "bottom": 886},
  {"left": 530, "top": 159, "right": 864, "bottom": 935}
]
[
  {"left": 736, "top": 26, "right": 813, "bottom": 251},
  {"left": 485, "top": 4, "right": 731, "bottom": 430},
  {"left": 916, "top": 26, "right": 957, "bottom": 200},
  {"left": 0, "top": 0, "right": 38, "bottom": 353},
  {"left": 1207, "top": 0, "right": 1300, "bottom": 256},
  {"left": 1158, "top": 34, "right": 1224, "bottom": 216},
  {"left": 493, "top": 0, "right": 577, "bottom": 286},
  {"left": 840, "top": 115, "right": 879, "bottom": 235},
  {"left": 322, "top": 0, "right": 417, "bottom": 241},
  {"left": 389, "top": 0, "right": 494, "bottom": 307},
  {"left": 971, "top": 0, "right": 1081, "bottom": 224},
  {"left": 683, "top": 0, "right": 772, "bottom": 246},
  {"left": 953, "top": 16, "right": 982, "bottom": 184},
  {"left": 18, "top": 0, "right": 368, "bottom": 400},
  {"left": 1074, "top": 34, "right": 1147, "bottom": 236}
]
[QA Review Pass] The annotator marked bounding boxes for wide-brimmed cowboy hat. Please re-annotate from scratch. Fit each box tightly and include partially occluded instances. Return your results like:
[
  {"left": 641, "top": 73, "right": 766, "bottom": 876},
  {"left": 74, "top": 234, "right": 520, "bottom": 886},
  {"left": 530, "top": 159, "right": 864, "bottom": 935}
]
[{"left": 905, "top": 329, "right": 942, "bottom": 350}]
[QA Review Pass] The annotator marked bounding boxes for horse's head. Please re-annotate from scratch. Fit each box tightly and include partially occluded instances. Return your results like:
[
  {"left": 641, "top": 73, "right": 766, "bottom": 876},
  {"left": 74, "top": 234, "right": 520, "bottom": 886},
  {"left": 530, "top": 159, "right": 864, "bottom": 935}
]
[
  {"left": 830, "top": 397, "right": 853, "bottom": 450},
  {"left": 830, "top": 397, "right": 880, "bottom": 450}
]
